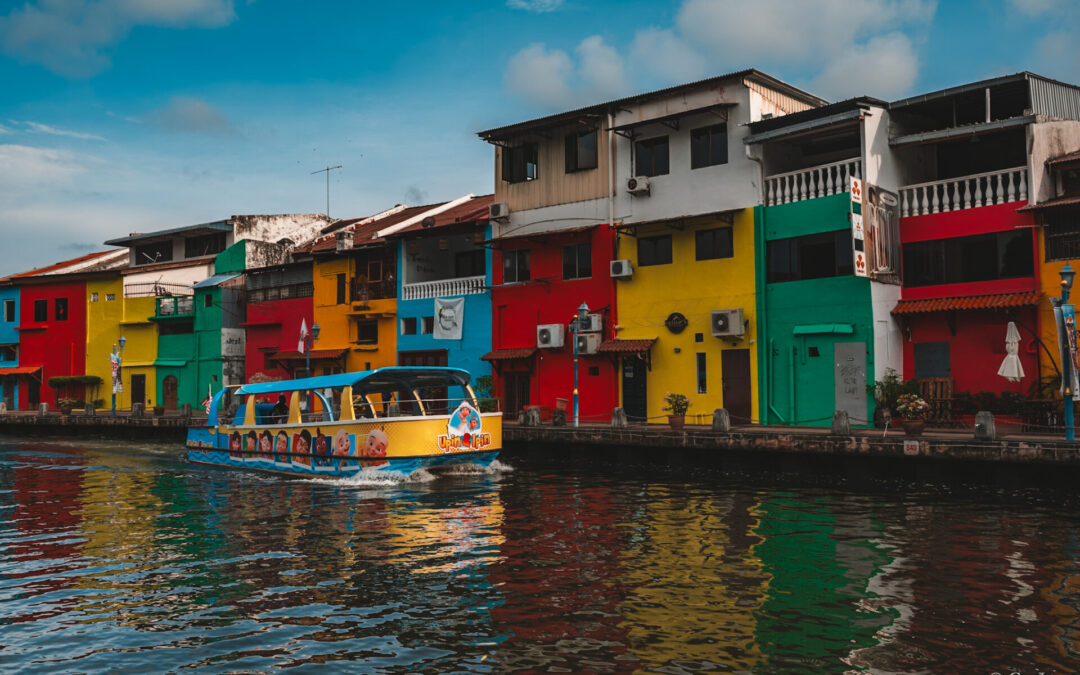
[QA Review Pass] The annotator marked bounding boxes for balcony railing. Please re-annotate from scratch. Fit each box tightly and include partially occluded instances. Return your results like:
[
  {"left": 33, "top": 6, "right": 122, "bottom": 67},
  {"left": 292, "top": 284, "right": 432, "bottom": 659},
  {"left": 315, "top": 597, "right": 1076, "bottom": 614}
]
[
  {"left": 349, "top": 278, "right": 396, "bottom": 303},
  {"left": 900, "top": 166, "right": 1028, "bottom": 218},
  {"left": 125, "top": 282, "right": 194, "bottom": 298},
  {"left": 764, "top": 158, "right": 862, "bottom": 206},
  {"left": 156, "top": 295, "right": 194, "bottom": 317},
  {"left": 402, "top": 275, "right": 486, "bottom": 301}
]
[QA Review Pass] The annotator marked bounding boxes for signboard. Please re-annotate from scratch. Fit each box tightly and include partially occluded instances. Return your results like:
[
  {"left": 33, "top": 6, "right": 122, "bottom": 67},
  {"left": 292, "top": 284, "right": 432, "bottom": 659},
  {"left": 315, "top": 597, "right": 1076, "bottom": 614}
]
[
  {"left": 864, "top": 184, "right": 900, "bottom": 279},
  {"left": 851, "top": 213, "right": 868, "bottom": 278},
  {"left": 850, "top": 177, "right": 862, "bottom": 204},
  {"left": 434, "top": 297, "right": 464, "bottom": 340}
]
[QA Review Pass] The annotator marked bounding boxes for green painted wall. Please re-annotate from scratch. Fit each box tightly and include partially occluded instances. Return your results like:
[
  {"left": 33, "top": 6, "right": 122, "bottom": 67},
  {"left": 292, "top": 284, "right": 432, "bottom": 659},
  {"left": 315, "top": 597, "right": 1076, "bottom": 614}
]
[
  {"left": 215, "top": 240, "right": 246, "bottom": 274},
  {"left": 156, "top": 327, "right": 196, "bottom": 407},
  {"left": 194, "top": 287, "right": 223, "bottom": 405},
  {"left": 762, "top": 192, "right": 853, "bottom": 241}
]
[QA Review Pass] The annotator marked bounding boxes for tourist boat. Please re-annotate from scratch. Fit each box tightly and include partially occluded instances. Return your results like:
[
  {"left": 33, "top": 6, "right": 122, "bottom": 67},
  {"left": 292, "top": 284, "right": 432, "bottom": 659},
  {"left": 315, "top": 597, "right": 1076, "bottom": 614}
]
[{"left": 186, "top": 367, "right": 501, "bottom": 477}]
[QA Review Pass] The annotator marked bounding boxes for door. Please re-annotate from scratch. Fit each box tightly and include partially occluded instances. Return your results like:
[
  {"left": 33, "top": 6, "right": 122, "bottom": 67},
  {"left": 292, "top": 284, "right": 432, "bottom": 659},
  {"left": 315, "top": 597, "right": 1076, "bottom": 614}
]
[
  {"left": 721, "top": 349, "right": 752, "bottom": 424},
  {"left": 504, "top": 372, "right": 530, "bottom": 415},
  {"left": 131, "top": 374, "right": 146, "bottom": 409},
  {"left": 28, "top": 377, "right": 39, "bottom": 407},
  {"left": 2, "top": 377, "right": 13, "bottom": 409},
  {"left": 162, "top": 375, "right": 178, "bottom": 410},
  {"left": 834, "top": 341, "right": 868, "bottom": 424},
  {"left": 622, "top": 357, "right": 647, "bottom": 422}
]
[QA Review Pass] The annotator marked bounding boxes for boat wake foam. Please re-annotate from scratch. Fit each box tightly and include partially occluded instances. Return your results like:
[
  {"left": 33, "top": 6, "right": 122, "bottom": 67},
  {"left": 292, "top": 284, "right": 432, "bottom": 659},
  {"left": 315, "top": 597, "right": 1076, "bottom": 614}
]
[{"left": 310, "top": 459, "right": 511, "bottom": 488}]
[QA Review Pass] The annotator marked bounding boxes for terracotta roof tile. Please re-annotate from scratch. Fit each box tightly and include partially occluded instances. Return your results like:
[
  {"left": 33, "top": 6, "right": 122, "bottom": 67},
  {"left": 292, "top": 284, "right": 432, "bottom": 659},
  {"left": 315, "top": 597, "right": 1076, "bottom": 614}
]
[
  {"left": 892, "top": 291, "right": 1041, "bottom": 315},
  {"left": 597, "top": 338, "right": 657, "bottom": 353},
  {"left": 480, "top": 347, "right": 537, "bottom": 361},
  {"left": 1017, "top": 194, "right": 1080, "bottom": 212}
]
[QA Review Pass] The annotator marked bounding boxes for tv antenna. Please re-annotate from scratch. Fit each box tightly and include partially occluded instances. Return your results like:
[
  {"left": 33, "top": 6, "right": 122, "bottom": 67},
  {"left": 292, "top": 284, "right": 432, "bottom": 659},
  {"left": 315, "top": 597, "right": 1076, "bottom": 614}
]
[{"left": 311, "top": 165, "right": 343, "bottom": 217}]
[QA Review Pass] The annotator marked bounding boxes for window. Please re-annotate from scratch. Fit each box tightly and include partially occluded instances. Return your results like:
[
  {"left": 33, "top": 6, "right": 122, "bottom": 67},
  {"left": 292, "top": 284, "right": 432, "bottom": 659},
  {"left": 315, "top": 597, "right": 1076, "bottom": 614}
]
[
  {"left": 134, "top": 240, "right": 173, "bottom": 265},
  {"left": 90, "top": 292, "right": 99, "bottom": 303},
  {"left": 766, "top": 230, "right": 854, "bottom": 283},
  {"left": 184, "top": 232, "right": 226, "bottom": 258},
  {"left": 565, "top": 130, "right": 598, "bottom": 172},
  {"left": 4, "top": 300, "right": 14, "bottom": 322},
  {"left": 1063, "top": 168, "right": 1080, "bottom": 195},
  {"left": 204, "top": 294, "right": 213, "bottom": 308},
  {"left": 695, "top": 227, "right": 734, "bottom": 261},
  {"left": 33, "top": 299, "right": 46, "bottom": 322},
  {"left": 502, "top": 142, "right": 539, "bottom": 183},
  {"left": 697, "top": 353, "right": 707, "bottom": 394},
  {"left": 502, "top": 249, "right": 531, "bottom": 283},
  {"left": 336, "top": 273, "right": 346, "bottom": 304},
  {"left": 159, "top": 321, "right": 193, "bottom": 335},
  {"left": 106, "top": 293, "right": 116, "bottom": 301},
  {"left": 421, "top": 316, "right": 435, "bottom": 334},
  {"left": 54, "top": 298, "right": 68, "bottom": 321},
  {"left": 1045, "top": 219, "right": 1080, "bottom": 262},
  {"left": 638, "top": 235, "right": 673, "bottom": 266},
  {"left": 902, "top": 230, "right": 1033, "bottom": 287},
  {"left": 455, "top": 250, "right": 485, "bottom": 278},
  {"left": 0, "top": 345, "right": 15, "bottom": 361},
  {"left": 401, "top": 317, "right": 417, "bottom": 335},
  {"left": 367, "top": 260, "right": 383, "bottom": 280},
  {"left": 356, "top": 320, "right": 379, "bottom": 344},
  {"left": 562, "top": 243, "right": 592, "bottom": 280},
  {"left": 635, "top": 136, "right": 669, "bottom": 177},
  {"left": 914, "top": 342, "right": 950, "bottom": 378},
  {"left": 691, "top": 124, "right": 728, "bottom": 169}
]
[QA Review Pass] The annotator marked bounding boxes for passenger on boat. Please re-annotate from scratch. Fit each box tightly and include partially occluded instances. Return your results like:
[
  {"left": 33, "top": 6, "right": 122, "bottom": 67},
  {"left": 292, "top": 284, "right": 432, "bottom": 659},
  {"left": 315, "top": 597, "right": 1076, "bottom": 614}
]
[{"left": 270, "top": 395, "right": 288, "bottom": 424}]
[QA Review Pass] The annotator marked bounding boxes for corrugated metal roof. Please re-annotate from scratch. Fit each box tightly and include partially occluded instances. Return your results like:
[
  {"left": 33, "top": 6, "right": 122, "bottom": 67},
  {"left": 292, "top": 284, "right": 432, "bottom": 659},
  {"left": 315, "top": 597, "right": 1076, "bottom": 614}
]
[
  {"left": 892, "top": 291, "right": 1040, "bottom": 315},
  {"left": 104, "top": 220, "right": 231, "bottom": 247},
  {"left": 3, "top": 249, "right": 127, "bottom": 281},
  {"left": 388, "top": 195, "right": 493, "bottom": 237},
  {"left": 192, "top": 273, "right": 242, "bottom": 289}
]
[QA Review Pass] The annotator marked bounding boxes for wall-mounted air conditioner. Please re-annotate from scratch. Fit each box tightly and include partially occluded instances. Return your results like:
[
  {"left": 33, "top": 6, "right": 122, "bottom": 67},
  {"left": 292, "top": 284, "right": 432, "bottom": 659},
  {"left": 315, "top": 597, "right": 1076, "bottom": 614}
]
[
  {"left": 711, "top": 309, "right": 745, "bottom": 338},
  {"left": 610, "top": 259, "right": 633, "bottom": 279},
  {"left": 626, "top": 176, "right": 650, "bottom": 195},
  {"left": 537, "top": 323, "right": 565, "bottom": 348},
  {"left": 489, "top": 202, "right": 511, "bottom": 221},
  {"left": 576, "top": 333, "right": 601, "bottom": 355},
  {"left": 577, "top": 313, "right": 602, "bottom": 333}
]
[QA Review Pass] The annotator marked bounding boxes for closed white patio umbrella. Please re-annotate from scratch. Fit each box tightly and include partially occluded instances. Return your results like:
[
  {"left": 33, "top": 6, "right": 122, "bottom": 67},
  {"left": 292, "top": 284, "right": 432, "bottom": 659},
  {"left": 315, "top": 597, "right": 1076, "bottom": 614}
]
[{"left": 997, "top": 321, "right": 1025, "bottom": 383}]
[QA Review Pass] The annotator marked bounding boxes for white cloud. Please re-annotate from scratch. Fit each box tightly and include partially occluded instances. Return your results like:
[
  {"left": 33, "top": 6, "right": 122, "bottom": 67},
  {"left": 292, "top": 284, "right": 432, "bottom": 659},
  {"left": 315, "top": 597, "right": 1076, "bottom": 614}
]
[
  {"left": 0, "top": 0, "right": 236, "bottom": 78},
  {"left": 1010, "top": 0, "right": 1062, "bottom": 15},
  {"left": 810, "top": 32, "right": 920, "bottom": 100},
  {"left": 630, "top": 28, "right": 706, "bottom": 82},
  {"left": 576, "top": 36, "right": 630, "bottom": 100},
  {"left": 24, "top": 121, "right": 106, "bottom": 141},
  {"left": 504, "top": 43, "right": 575, "bottom": 109},
  {"left": 506, "top": 0, "right": 564, "bottom": 12},
  {"left": 0, "top": 123, "right": 10, "bottom": 134},
  {"left": 0, "top": 144, "right": 88, "bottom": 187},
  {"left": 150, "top": 97, "right": 237, "bottom": 134}
]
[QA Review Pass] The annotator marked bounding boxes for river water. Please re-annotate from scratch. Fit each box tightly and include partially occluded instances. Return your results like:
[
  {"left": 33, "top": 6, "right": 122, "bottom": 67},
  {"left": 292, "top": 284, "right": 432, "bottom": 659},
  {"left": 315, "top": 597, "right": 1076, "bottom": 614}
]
[{"left": 2, "top": 438, "right": 1079, "bottom": 674}]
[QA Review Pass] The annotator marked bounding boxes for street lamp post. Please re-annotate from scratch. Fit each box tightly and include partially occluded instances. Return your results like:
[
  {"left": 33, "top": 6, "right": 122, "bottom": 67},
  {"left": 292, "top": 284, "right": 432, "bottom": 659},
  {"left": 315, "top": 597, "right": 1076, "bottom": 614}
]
[
  {"left": 110, "top": 335, "right": 126, "bottom": 417},
  {"left": 305, "top": 323, "right": 320, "bottom": 416},
  {"left": 1055, "top": 263, "right": 1076, "bottom": 441},
  {"left": 572, "top": 302, "right": 589, "bottom": 428}
]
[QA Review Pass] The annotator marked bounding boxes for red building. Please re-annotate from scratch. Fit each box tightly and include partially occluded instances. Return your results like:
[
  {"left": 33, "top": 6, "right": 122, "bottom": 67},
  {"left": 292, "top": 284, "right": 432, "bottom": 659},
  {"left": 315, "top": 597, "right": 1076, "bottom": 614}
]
[
  {"left": 893, "top": 202, "right": 1040, "bottom": 398},
  {"left": 484, "top": 225, "right": 618, "bottom": 420},
  {"left": 242, "top": 262, "right": 315, "bottom": 383}
]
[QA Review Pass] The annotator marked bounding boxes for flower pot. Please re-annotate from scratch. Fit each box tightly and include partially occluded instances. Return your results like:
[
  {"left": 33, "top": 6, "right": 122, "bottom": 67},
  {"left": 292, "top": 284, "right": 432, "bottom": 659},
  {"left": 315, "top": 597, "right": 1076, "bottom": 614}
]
[
  {"left": 60, "top": 407, "right": 72, "bottom": 416},
  {"left": 153, "top": 405, "right": 165, "bottom": 417},
  {"left": 902, "top": 419, "right": 924, "bottom": 437},
  {"left": 668, "top": 414, "right": 685, "bottom": 430}
]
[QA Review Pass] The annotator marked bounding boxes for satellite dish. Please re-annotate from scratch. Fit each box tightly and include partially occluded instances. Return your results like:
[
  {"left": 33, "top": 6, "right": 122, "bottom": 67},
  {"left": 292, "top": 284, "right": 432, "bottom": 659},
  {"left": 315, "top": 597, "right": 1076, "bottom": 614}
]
[{"left": 421, "top": 216, "right": 436, "bottom": 228}]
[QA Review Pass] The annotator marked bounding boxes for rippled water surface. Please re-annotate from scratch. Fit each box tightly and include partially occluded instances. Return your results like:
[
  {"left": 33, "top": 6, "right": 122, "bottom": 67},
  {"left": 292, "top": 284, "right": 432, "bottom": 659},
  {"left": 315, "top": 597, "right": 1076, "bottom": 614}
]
[{"left": 3, "top": 438, "right": 1080, "bottom": 673}]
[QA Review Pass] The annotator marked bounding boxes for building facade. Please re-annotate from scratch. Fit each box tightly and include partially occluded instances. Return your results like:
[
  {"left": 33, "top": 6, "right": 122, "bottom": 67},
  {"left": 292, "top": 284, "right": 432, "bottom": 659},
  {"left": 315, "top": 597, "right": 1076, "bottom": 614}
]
[{"left": 0, "top": 286, "right": 20, "bottom": 408}]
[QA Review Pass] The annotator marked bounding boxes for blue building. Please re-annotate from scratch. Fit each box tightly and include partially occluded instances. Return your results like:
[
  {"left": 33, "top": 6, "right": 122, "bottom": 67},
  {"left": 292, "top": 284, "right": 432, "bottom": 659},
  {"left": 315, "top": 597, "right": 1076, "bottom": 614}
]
[
  {"left": 0, "top": 286, "right": 20, "bottom": 408},
  {"left": 389, "top": 195, "right": 493, "bottom": 386}
]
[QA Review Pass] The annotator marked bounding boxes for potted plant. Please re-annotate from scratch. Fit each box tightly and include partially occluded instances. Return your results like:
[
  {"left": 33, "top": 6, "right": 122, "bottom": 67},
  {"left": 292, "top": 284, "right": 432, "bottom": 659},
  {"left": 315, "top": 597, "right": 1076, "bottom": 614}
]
[
  {"left": 895, "top": 393, "right": 929, "bottom": 436},
  {"left": 663, "top": 392, "right": 690, "bottom": 429},
  {"left": 57, "top": 397, "right": 77, "bottom": 415}
]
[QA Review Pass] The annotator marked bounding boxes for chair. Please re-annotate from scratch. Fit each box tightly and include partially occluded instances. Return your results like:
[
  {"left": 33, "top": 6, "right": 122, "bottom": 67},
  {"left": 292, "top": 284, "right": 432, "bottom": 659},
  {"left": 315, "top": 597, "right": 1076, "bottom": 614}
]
[{"left": 917, "top": 377, "right": 953, "bottom": 423}]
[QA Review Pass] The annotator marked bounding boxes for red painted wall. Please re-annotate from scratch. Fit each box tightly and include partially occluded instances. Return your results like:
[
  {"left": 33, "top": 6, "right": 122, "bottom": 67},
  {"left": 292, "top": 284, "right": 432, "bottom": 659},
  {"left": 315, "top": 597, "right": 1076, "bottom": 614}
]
[
  {"left": 491, "top": 226, "right": 618, "bottom": 419},
  {"left": 17, "top": 280, "right": 88, "bottom": 407},
  {"left": 243, "top": 296, "right": 314, "bottom": 382}
]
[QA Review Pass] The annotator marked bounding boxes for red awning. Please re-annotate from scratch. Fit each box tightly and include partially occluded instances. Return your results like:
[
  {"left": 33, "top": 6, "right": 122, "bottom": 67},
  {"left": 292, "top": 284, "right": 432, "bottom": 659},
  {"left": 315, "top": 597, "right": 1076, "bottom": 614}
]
[
  {"left": 892, "top": 291, "right": 1040, "bottom": 315},
  {"left": 1016, "top": 195, "right": 1080, "bottom": 212},
  {"left": 597, "top": 338, "right": 657, "bottom": 354},
  {"left": 269, "top": 349, "right": 348, "bottom": 361},
  {"left": 0, "top": 365, "right": 42, "bottom": 376},
  {"left": 480, "top": 347, "right": 537, "bottom": 361}
]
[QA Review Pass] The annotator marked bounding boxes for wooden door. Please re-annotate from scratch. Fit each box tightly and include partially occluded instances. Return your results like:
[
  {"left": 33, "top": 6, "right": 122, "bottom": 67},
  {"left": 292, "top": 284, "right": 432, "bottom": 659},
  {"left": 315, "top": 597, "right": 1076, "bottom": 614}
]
[
  {"left": 131, "top": 374, "right": 146, "bottom": 408},
  {"left": 721, "top": 349, "right": 752, "bottom": 425},
  {"left": 621, "top": 357, "right": 647, "bottom": 422},
  {"left": 504, "top": 372, "right": 530, "bottom": 415},
  {"left": 162, "top": 375, "right": 178, "bottom": 410}
]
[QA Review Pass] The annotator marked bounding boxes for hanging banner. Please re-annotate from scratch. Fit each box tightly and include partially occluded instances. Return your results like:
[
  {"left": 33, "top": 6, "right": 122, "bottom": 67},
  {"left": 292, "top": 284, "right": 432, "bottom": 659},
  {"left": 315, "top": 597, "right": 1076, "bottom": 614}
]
[
  {"left": 110, "top": 351, "right": 122, "bottom": 394},
  {"left": 851, "top": 213, "right": 868, "bottom": 278},
  {"left": 434, "top": 297, "right": 464, "bottom": 340},
  {"left": 864, "top": 183, "right": 900, "bottom": 279},
  {"left": 850, "top": 177, "right": 863, "bottom": 204},
  {"left": 1063, "top": 304, "right": 1080, "bottom": 397}
]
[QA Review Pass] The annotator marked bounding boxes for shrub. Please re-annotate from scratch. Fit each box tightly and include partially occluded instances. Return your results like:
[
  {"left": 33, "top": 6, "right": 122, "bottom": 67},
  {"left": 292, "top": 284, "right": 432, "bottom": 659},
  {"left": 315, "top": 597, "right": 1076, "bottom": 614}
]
[{"left": 663, "top": 392, "right": 691, "bottom": 416}]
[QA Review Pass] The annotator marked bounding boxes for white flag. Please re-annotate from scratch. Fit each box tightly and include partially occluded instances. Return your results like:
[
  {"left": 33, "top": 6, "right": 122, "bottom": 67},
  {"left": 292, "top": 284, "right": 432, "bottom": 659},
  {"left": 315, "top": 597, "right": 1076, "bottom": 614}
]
[{"left": 298, "top": 318, "right": 308, "bottom": 353}]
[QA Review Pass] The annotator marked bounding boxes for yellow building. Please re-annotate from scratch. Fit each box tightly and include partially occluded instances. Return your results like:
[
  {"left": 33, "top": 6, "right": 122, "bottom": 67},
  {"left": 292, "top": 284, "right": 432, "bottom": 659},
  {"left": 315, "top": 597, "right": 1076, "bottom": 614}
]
[
  {"left": 615, "top": 210, "right": 758, "bottom": 424},
  {"left": 85, "top": 277, "right": 158, "bottom": 410}
]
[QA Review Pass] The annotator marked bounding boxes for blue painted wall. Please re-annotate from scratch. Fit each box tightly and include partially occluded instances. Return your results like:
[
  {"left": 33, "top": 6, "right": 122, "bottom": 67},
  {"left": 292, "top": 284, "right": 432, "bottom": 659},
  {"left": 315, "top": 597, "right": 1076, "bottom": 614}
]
[
  {"left": 0, "top": 286, "right": 20, "bottom": 407},
  {"left": 396, "top": 224, "right": 493, "bottom": 380}
]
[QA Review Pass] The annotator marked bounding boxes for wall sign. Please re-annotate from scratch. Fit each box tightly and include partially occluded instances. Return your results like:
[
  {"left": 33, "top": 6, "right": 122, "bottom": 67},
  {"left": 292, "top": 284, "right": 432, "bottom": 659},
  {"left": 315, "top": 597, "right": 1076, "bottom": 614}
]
[{"left": 664, "top": 312, "right": 688, "bottom": 334}]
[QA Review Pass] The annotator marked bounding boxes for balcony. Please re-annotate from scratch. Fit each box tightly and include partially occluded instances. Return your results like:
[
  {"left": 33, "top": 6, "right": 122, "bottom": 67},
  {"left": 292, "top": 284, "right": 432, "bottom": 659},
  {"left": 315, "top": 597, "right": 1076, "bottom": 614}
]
[
  {"left": 899, "top": 167, "right": 1028, "bottom": 218},
  {"left": 155, "top": 295, "right": 194, "bottom": 317},
  {"left": 402, "top": 275, "right": 486, "bottom": 301},
  {"left": 764, "top": 158, "right": 862, "bottom": 206},
  {"left": 125, "top": 282, "right": 195, "bottom": 298},
  {"left": 349, "top": 278, "right": 396, "bottom": 303}
]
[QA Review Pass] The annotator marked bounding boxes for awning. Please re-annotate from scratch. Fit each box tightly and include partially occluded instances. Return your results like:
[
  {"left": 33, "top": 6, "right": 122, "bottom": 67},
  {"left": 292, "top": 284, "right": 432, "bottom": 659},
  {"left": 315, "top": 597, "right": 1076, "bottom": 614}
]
[
  {"left": 482, "top": 225, "right": 597, "bottom": 245},
  {"left": 892, "top": 291, "right": 1040, "bottom": 315},
  {"left": 481, "top": 347, "right": 537, "bottom": 361},
  {"left": 609, "top": 102, "right": 736, "bottom": 136},
  {"left": 793, "top": 323, "right": 854, "bottom": 335},
  {"left": 192, "top": 273, "right": 242, "bottom": 289},
  {"left": 1016, "top": 195, "right": 1080, "bottom": 212},
  {"left": 0, "top": 365, "right": 41, "bottom": 376},
  {"left": 269, "top": 349, "right": 348, "bottom": 361},
  {"left": 598, "top": 338, "right": 657, "bottom": 354},
  {"left": 154, "top": 359, "right": 188, "bottom": 367}
]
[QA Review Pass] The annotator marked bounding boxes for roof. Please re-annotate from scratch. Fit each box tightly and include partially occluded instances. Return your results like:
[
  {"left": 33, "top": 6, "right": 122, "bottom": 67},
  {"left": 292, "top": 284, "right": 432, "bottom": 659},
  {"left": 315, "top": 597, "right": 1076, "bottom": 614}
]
[
  {"left": 1048, "top": 150, "right": 1080, "bottom": 167},
  {"left": 104, "top": 220, "right": 231, "bottom": 247},
  {"left": 892, "top": 291, "right": 1041, "bottom": 315},
  {"left": 1017, "top": 194, "right": 1080, "bottom": 212},
  {"left": 268, "top": 349, "right": 348, "bottom": 361},
  {"left": 481, "top": 347, "right": 538, "bottom": 361},
  {"left": 386, "top": 195, "right": 493, "bottom": 238},
  {"left": 889, "top": 71, "right": 1080, "bottom": 109},
  {"left": 745, "top": 96, "right": 885, "bottom": 138},
  {"left": 234, "top": 366, "right": 473, "bottom": 395},
  {"left": 483, "top": 224, "right": 598, "bottom": 245},
  {"left": 301, "top": 204, "right": 432, "bottom": 254},
  {"left": 597, "top": 338, "right": 657, "bottom": 354},
  {"left": 478, "top": 68, "right": 827, "bottom": 141},
  {"left": 3, "top": 249, "right": 128, "bottom": 281},
  {"left": 192, "top": 273, "right": 242, "bottom": 289},
  {"left": 0, "top": 365, "right": 42, "bottom": 376}
]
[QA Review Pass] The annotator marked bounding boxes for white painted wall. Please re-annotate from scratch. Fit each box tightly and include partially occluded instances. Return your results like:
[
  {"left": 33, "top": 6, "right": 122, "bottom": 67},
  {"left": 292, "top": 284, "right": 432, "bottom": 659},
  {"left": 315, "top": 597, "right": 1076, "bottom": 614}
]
[
  {"left": 495, "top": 198, "right": 609, "bottom": 238},
  {"left": 1028, "top": 119, "right": 1080, "bottom": 203},
  {"left": 123, "top": 264, "right": 213, "bottom": 294}
]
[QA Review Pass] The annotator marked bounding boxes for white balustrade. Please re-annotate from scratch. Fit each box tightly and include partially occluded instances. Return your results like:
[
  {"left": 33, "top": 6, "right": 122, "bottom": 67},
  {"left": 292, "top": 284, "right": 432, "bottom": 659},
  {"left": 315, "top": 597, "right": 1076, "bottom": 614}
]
[
  {"left": 899, "top": 167, "right": 1028, "bottom": 218},
  {"left": 401, "top": 275, "right": 486, "bottom": 301},
  {"left": 764, "top": 158, "right": 862, "bottom": 206}
]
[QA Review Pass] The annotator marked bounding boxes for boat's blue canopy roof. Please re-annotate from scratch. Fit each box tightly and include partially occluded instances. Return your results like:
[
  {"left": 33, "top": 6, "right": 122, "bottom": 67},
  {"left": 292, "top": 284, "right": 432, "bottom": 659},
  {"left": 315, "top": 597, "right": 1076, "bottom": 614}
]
[{"left": 234, "top": 367, "right": 472, "bottom": 396}]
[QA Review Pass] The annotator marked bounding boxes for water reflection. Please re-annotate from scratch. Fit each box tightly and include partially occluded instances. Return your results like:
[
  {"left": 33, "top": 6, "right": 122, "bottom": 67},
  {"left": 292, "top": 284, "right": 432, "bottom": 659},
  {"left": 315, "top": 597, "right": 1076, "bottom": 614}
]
[{"left": 3, "top": 441, "right": 1080, "bottom": 673}]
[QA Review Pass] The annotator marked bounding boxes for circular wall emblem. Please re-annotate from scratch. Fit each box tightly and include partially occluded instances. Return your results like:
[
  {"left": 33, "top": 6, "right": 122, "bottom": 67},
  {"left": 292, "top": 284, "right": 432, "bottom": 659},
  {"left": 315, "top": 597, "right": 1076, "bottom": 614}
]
[{"left": 664, "top": 312, "right": 688, "bottom": 334}]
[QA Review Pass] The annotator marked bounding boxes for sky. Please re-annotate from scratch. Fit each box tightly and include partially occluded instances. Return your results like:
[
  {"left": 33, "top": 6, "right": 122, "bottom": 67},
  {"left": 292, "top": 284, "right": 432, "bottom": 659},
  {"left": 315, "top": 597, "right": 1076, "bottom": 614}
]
[{"left": 1, "top": 0, "right": 1078, "bottom": 276}]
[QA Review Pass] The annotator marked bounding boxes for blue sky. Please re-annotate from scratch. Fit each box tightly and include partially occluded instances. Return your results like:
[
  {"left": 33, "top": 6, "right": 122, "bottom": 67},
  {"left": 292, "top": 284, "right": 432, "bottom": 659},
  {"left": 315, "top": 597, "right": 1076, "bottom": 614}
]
[{"left": 1, "top": 0, "right": 1078, "bottom": 276}]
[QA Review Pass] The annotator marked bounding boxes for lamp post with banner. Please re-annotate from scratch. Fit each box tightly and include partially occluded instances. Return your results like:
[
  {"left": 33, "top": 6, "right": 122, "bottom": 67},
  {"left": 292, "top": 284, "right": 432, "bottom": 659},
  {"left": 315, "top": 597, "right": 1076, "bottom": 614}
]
[
  {"left": 572, "top": 302, "right": 589, "bottom": 428},
  {"left": 1053, "top": 263, "right": 1076, "bottom": 440},
  {"left": 110, "top": 335, "right": 126, "bottom": 417}
]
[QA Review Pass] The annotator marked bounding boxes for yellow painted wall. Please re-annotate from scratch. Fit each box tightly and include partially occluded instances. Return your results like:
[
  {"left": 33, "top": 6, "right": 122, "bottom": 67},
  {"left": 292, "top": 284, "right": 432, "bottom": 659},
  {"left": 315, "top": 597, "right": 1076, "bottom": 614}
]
[
  {"left": 120, "top": 296, "right": 158, "bottom": 407},
  {"left": 313, "top": 255, "right": 397, "bottom": 375},
  {"left": 85, "top": 277, "right": 158, "bottom": 409},
  {"left": 1038, "top": 230, "right": 1071, "bottom": 388},
  {"left": 615, "top": 209, "right": 758, "bottom": 423}
]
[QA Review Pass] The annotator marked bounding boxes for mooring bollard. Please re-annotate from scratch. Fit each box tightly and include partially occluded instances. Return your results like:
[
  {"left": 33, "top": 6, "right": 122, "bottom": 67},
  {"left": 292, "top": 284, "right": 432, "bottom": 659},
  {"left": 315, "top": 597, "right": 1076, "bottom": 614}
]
[
  {"left": 974, "top": 410, "right": 996, "bottom": 441},
  {"left": 132, "top": 403, "right": 144, "bottom": 419},
  {"left": 0, "top": 402, "right": 6, "bottom": 415},
  {"left": 84, "top": 402, "right": 96, "bottom": 417},
  {"left": 831, "top": 410, "right": 850, "bottom": 435},
  {"left": 712, "top": 409, "right": 731, "bottom": 432},
  {"left": 38, "top": 403, "right": 49, "bottom": 415},
  {"left": 611, "top": 407, "right": 628, "bottom": 428},
  {"left": 180, "top": 403, "right": 192, "bottom": 418},
  {"left": 523, "top": 406, "right": 542, "bottom": 427}
]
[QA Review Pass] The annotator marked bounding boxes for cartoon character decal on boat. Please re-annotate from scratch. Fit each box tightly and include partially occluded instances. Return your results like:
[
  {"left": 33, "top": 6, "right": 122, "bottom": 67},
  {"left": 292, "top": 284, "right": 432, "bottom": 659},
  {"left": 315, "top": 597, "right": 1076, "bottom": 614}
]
[{"left": 439, "top": 401, "right": 490, "bottom": 453}]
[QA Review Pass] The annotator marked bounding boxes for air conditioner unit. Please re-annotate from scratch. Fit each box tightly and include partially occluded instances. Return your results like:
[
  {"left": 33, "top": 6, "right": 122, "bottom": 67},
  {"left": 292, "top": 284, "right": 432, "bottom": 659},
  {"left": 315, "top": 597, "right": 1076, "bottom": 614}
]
[
  {"left": 576, "top": 333, "right": 601, "bottom": 355},
  {"left": 489, "top": 202, "right": 511, "bottom": 221},
  {"left": 576, "top": 313, "right": 602, "bottom": 333},
  {"left": 537, "top": 323, "right": 565, "bottom": 349},
  {"left": 610, "top": 259, "right": 633, "bottom": 279},
  {"left": 711, "top": 309, "right": 746, "bottom": 338},
  {"left": 626, "top": 176, "right": 650, "bottom": 195}
]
